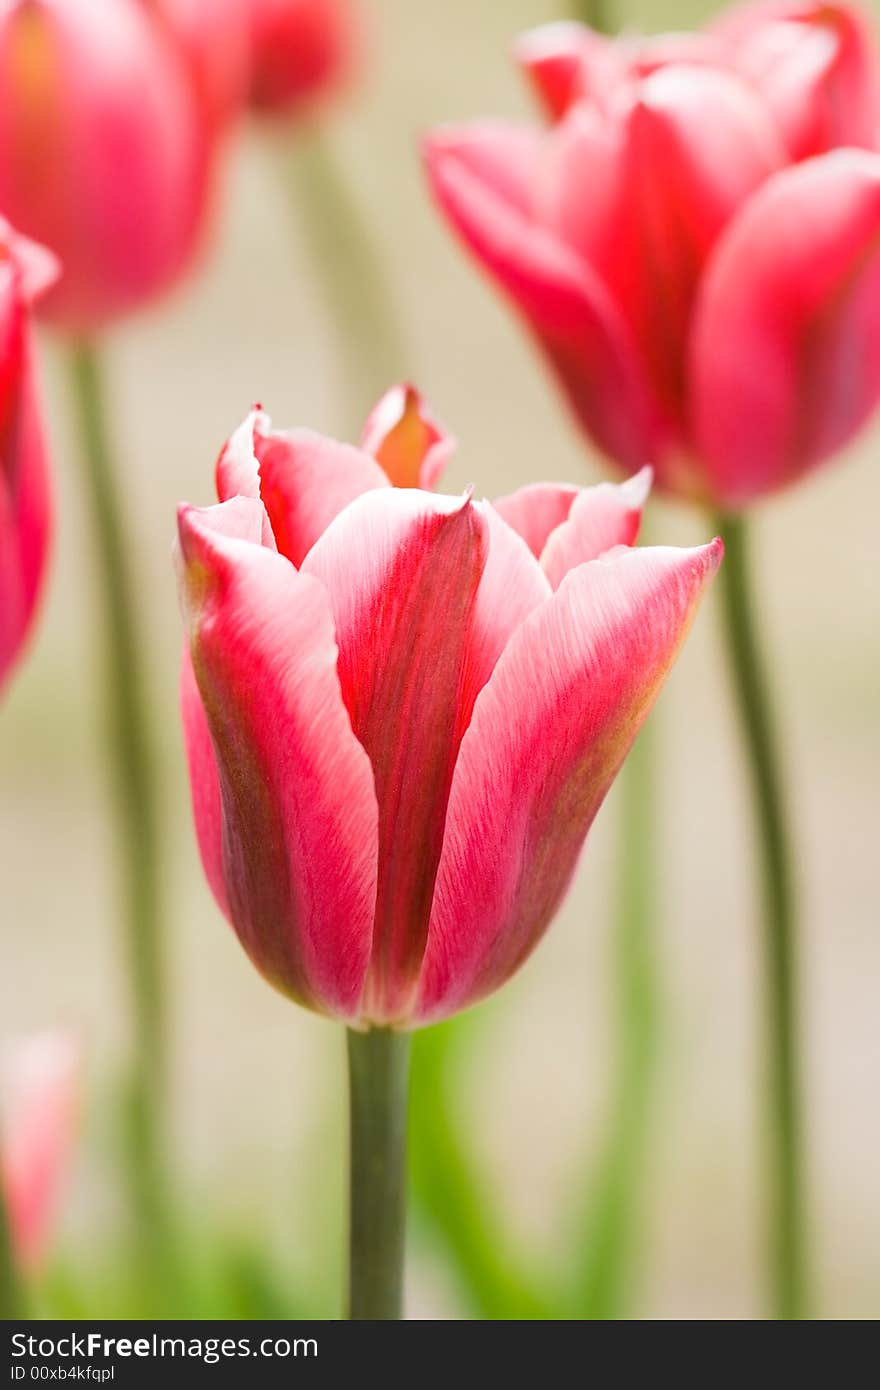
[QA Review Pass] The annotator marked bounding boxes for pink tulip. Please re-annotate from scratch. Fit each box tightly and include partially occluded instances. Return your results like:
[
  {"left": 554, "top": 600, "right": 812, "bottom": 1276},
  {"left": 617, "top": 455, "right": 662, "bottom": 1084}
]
[
  {"left": 425, "top": 5, "right": 880, "bottom": 507},
  {"left": 0, "top": 219, "right": 56, "bottom": 693},
  {"left": 1, "top": 1033, "right": 78, "bottom": 1271},
  {"left": 244, "top": 0, "right": 361, "bottom": 119},
  {"left": 0, "top": 0, "right": 226, "bottom": 332},
  {"left": 178, "top": 397, "right": 720, "bottom": 1027},
  {"left": 146, "top": 0, "right": 251, "bottom": 132}
]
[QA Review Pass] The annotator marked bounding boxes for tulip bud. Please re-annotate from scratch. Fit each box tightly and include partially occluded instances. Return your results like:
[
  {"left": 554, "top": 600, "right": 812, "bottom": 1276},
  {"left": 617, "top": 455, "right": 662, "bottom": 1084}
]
[
  {"left": 245, "top": 0, "right": 361, "bottom": 120},
  {"left": 0, "top": 0, "right": 220, "bottom": 331},
  {"left": 1, "top": 1033, "right": 78, "bottom": 1271},
  {"left": 178, "top": 404, "right": 720, "bottom": 1026}
]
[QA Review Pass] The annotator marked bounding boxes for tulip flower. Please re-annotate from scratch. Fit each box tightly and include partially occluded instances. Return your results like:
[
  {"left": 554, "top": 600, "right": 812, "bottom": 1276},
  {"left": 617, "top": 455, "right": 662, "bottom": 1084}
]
[
  {"left": 0, "top": 0, "right": 225, "bottom": 332},
  {"left": 424, "top": 6, "right": 880, "bottom": 507},
  {"left": 0, "top": 218, "right": 56, "bottom": 694},
  {"left": 245, "top": 0, "right": 360, "bottom": 119},
  {"left": 176, "top": 395, "right": 720, "bottom": 1316},
  {"left": 0, "top": 1033, "right": 78, "bottom": 1316},
  {"left": 424, "top": 5, "right": 879, "bottom": 1321}
]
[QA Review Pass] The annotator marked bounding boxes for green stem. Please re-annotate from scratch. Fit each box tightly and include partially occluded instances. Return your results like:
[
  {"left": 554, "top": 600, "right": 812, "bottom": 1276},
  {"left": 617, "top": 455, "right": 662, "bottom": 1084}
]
[
  {"left": 67, "top": 342, "right": 167, "bottom": 1284},
  {"left": 574, "top": 723, "right": 660, "bottom": 1318},
  {"left": 0, "top": 1175, "right": 23, "bottom": 1320},
  {"left": 275, "top": 125, "right": 406, "bottom": 434},
  {"left": 570, "top": 0, "right": 611, "bottom": 33},
  {"left": 347, "top": 1029, "right": 410, "bottom": 1320},
  {"left": 714, "top": 511, "right": 809, "bottom": 1321}
]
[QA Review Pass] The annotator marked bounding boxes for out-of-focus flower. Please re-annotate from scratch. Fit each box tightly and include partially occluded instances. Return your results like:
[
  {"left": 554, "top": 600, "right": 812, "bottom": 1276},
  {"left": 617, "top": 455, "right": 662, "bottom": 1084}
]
[
  {"left": 145, "top": 0, "right": 250, "bottom": 132},
  {"left": 424, "top": 4, "right": 880, "bottom": 507},
  {"left": 0, "top": 1033, "right": 78, "bottom": 1271},
  {"left": 245, "top": 0, "right": 361, "bottom": 119},
  {"left": 177, "top": 396, "right": 720, "bottom": 1027},
  {"left": 0, "top": 0, "right": 228, "bottom": 331},
  {"left": 0, "top": 218, "right": 56, "bottom": 693}
]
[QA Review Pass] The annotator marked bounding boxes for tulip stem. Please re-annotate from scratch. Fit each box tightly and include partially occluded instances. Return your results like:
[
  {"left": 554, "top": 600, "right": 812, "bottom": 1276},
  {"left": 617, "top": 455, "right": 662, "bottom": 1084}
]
[
  {"left": 67, "top": 341, "right": 168, "bottom": 1289},
  {"left": 0, "top": 1177, "right": 23, "bottom": 1320},
  {"left": 274, "top": 124, "right": 405, "bottom": 434},
  {"left": 714, "top": 511, "right": 809, "bottom": 1321},
  {"left": 574, "top": 723, "right": 660, "bottom": 1317},
  {"left": 346, "top": 1028, "right": 410, "bottom": 1320}
]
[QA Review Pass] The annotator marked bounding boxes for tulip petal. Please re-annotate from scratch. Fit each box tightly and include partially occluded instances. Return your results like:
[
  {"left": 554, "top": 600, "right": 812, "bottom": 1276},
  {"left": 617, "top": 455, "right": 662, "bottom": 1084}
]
[
  {"left": 717, "top": 2, "right": 880, "bottom": 160},
  {"left": 417, "top": 539, "right": 722, "bottom": 1023},
  {"left": 492, "top": 481, "right": 579, "bottom": 558},
  {"left": 360, "top": 382, "right": 455, "bottom": 490},
  {"left": 539, "top": 468, "right": 652, "bottom": 589},
  {"left": 515, "top": 21, "right": 618, "bottom": 119},
  {"left": 176, "top": 497, "right": 378, "bottom": 1018},
  {"left": 216, "top": 410, "right": 388, "bottom": 565},
  {"left": 423, "top": 123, "right": 666, "bottom": 470},
  {"left": 691, "top": 149, "right": 880, "bottom": 505},
  {"left": 620, "top": 64, "right": 785, "bottom": 418},
  {"left": 302, "top": 488, "right": 487, "bottom": 1022}
]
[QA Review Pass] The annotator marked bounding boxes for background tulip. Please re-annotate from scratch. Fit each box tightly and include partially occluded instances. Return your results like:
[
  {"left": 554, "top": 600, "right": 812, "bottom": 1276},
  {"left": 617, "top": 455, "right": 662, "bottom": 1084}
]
[
  {"left": 0, "top": 219, "right": 56, "bottom": 694},
  {"left": 0, "top": 1033, "right": 77, "bottom": 1316},
  {"left": 0, "top": 0, "right": 224, "bottom": 331},
  {"left": 245, "top": 0, "right": 360, "bottom": 119},
  {"left": 425, "top": 3, "right": 880, "bottom": 507}
]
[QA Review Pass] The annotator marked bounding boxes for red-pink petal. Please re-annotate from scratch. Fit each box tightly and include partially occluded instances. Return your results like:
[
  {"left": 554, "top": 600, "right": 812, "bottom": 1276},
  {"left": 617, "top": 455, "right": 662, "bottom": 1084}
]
[
  {"left": 539, "top": 467, "right": 652, "bottom": 588},
  {"left": 216, "top": 409, "right": 388, "bottom": 565},
  {"left": 492, "top": 481, "right": 580, "bottom": 558},
  {"left": 515, "top": 21, "right": 620, "bottom": 119},
  {"left": 417, "top": 540, "right": 722, "bottom": 1023},
  {"left": 423, "top": 123, "right": 666, "bottom": 471},
  {"left": 176, "top": 497, "right": 378, "bottom": 1019},
  {"left": 717, "top": 1, "right": 880, "bottom": 160},
  {"left": 360, "top": 382, "right": 455, "bottom": 490},
  {"left": 302, "top": 488, "right": 487, "bottom": 1023},
  {"left": 691, "top": 149, "right": 880, "bottom": 505}
]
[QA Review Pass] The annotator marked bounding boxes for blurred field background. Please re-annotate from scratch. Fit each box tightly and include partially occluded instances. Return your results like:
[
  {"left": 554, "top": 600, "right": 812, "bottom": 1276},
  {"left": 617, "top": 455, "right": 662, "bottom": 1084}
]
[{"left": 1, "top": 0, "right": 878, "bottom": 1319}]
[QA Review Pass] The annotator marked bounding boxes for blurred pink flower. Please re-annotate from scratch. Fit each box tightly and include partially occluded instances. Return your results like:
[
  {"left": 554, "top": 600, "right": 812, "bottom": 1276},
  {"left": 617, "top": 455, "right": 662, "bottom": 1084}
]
[
  {"left": 0, "top": 0, "right": 230, "bottom": 331},
  {"left": 146, "top": 0, "right": 251, "bottom": 131},
  {"left": 424, "top": 3, "right": 880, "bottom": 507},
  {"left": 176, "top": 394, "right": 720, "bottom": 1027},
  {"left": 1, "top": 1033, "right": 78, "bottom": 1271},
  {"left": 245, "top": 0, "right": 361, "bottom": 119},
  {"left": 0, "top": 218, "right": 56, "bottom": 694}
]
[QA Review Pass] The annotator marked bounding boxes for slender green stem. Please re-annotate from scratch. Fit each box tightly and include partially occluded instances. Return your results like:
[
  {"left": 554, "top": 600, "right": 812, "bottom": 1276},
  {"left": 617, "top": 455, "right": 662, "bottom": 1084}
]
[
  {"left": 67, "top": 342, "right": 167, "bottom": 1283},
  {"left": 275, "top": 124, "right": 406, "bottom": 434},
  {"left": 714, "top": 511, "right": 809, "bottom": 1321},
  {"left": 570, "top": 0, "right": 611, "bottom": 33},
  {"left": 0, "top": 1175, "right": 23, "bottom": 1320},
  {"left": 574, "top": 724, "right": 660, "bottom": 1318},
  {"left": 347, "top": 1028, "right": 410, "bottom": 1320}
]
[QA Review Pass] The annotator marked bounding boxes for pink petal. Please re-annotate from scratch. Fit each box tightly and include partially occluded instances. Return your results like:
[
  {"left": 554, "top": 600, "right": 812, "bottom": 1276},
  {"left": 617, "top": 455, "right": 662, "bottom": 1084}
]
[
  {"left": 492, "top": 480, "right": 580, "bottom": 558},
  {"left": 216, "top": 409, "right": 388, "bottom": 565},
  {"left": 417, "top": 539, "right": 722, "bottom": 1023},
  {"left": 690, "top": 149, "right": 880, "bottom": 505},
  {"left": 176, "top": 497, "right": 378, "bottom": 1019},
  {"left": 302, "top": 488, "right": 487, "bottom": 1022},
  {"left": 539, "top": 467, "right": 652, "bottom": 589},
  {"left": 360, "top": 382, "right": 455, "bottom": 490},
  {"left": 515, "top": 21, "right": 621, "bottom": 120},
  {"left": 424, "top": 123, "right": 666, "bottom": 471},
  {"left": 717, "top": 2, "right": 880, "bottom": 160},
  {"left": 179, "top": 644, "right": 228, "bottom": 920},
  {"left": 1, "top": 1033, "right": 78, "bottom": 1272},
  {"left": 619, "top": 64, "right": 785, "bottom": 419}
]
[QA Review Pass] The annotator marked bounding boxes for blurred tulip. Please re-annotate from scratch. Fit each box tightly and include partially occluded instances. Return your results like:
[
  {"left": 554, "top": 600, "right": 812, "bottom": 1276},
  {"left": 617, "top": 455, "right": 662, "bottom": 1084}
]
[
  {"left": 0, "top": 0, "right": 226, "bottom": 331},
  {"left": 178, "top": 399, "right": 719, "bottom": 1027},
  {"left": 425, "top": 5, "right": 880, "bottom": 507},
  {"left": 146, "top": 0, "right": 251, "bottom": 131},
  {"left": 0, "top": 1033, "right": 78, "bottom": 1271},
  {"left": 245, "top": 0, "right": 361, "bottom": 119},
  {"left": 0, "top": 218, "right": 56, "bottom": 693}
]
